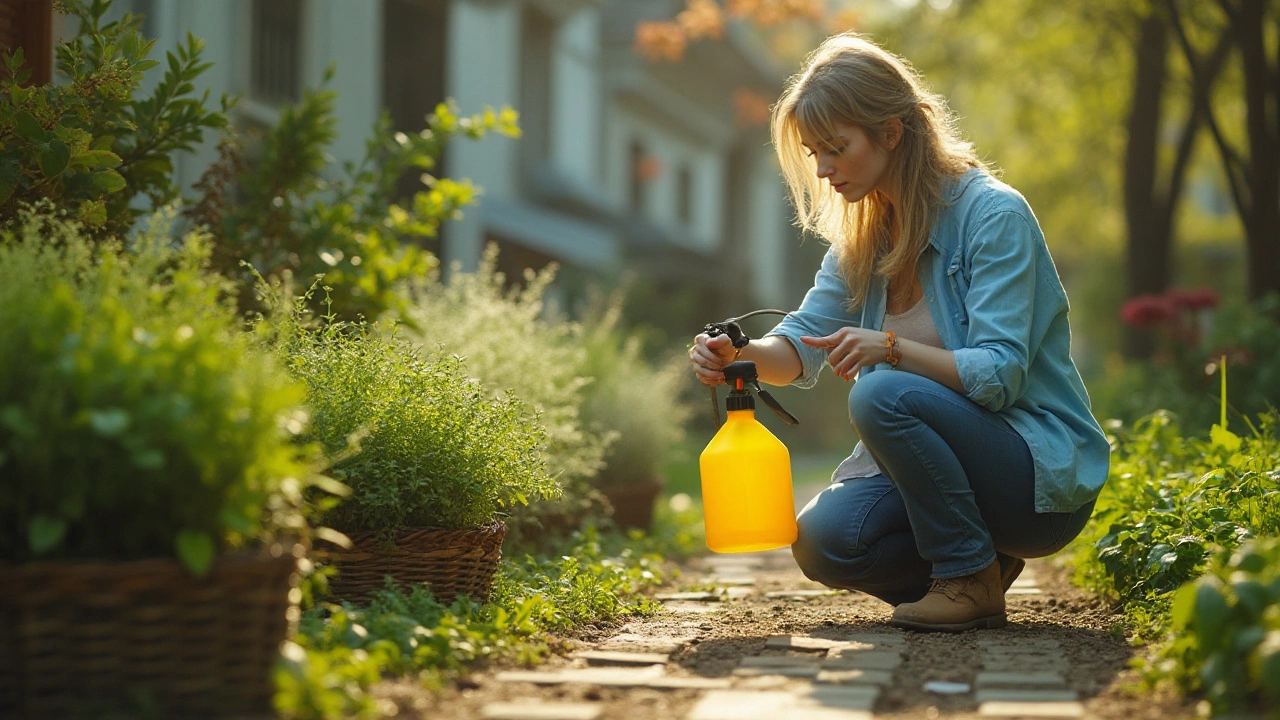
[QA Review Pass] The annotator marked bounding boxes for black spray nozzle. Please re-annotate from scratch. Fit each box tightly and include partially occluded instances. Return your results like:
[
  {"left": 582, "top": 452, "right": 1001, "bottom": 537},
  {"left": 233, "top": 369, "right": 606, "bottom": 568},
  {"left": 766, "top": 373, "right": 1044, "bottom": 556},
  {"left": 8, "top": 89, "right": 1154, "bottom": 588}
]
[
  {"left": 702, "top": 310, "right": 797, "bottom": 430},
  {"left": 712, "top": 361, "right": 799, "bottom": 428}
]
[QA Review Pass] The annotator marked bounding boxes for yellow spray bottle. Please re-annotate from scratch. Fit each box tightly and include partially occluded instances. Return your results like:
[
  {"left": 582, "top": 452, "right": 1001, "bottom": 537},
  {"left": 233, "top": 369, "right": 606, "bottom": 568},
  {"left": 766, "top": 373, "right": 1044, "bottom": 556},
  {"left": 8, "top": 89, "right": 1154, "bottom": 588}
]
[{"left": 700, "top": 360, "right": 799, "bottom": 553}]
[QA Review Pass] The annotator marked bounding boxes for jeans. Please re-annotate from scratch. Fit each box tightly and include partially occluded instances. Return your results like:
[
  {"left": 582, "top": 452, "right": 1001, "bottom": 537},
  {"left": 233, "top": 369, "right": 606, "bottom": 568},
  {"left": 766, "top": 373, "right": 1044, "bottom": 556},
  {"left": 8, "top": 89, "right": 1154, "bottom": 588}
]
[{"left": 791, "top": 371, "right": 1095, "bottom": 606}]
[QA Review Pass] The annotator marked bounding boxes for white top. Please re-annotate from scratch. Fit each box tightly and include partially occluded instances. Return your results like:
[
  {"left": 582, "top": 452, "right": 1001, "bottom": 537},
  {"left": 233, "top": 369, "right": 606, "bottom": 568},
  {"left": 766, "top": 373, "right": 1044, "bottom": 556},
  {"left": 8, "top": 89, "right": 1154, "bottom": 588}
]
[{"left": 834, "top": 297, "right": 947, "bottom": 481}]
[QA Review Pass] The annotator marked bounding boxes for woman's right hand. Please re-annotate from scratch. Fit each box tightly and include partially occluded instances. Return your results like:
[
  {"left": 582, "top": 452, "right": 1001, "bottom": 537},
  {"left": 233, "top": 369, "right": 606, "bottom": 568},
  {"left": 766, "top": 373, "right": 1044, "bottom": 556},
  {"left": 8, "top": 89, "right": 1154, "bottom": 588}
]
[{"left": 688, "top": 333, "right": 738, "bottom": 387}]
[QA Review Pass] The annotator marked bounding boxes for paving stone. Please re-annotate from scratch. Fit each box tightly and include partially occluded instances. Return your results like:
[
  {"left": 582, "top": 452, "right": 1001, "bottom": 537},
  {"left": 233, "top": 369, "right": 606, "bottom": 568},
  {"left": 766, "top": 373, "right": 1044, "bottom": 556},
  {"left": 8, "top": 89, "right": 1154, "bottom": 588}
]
[
  {"left": 922, "top": 680, "right": 972, "bottom": 694},
  {"left": 975, "top": 670, "right": 1067, "bottom": 689},
  {"left": 575, "top": 650, "right": 670, "bottom": 666},
  {"left": 801, "top": 685, "right": 880, "bottom": 711},
  {"left": 480, "top": 702, "right": 602, "bottom": 720},
  {"left": 1006, "top": 587, "right": 1044, "bottom": 596},
  {"left": 783, "top": 709, "right": 874, "bottom": 720},
  {"left": 739, "top": 655, "right": 823, "bottom": 668},
  {"left": 685, "top": 690, "right": 795, "bottom": 720},
  {"left": 726, "top": 587, "right": 755, "bottom": 599},
  {"left": 766, "top": 635, "right": 853, "bottom": 651},
  {"left": 815, "top": 668, "right": 894, "bottom": 686},
  {"left": 978, "top": 700, "right": 1084, "bottom": 718},
  {"left": 981, "top": 657, "right": 1069, "bottom": 672},
  {"left": 663, "top": 602, "right": 724, "bottom": 614},
  {"left": 707, "top": 575, "right": 758, "bottom": 586},
  {"left": 656, "top": 592, "right": 722, "bottom": 602},
  {"left": 823, "top": 650, "right": 902, "bottom": 671},
  {"left": 733, "top": 665, "right": 821, "bottom": 679},
  {"left": 975, "top": 689, "right": 1080, "bottom": 704},
  {"left": 766, "top": 589, "right": 836, "bottom": 599},
  {"left": 495, "top": 665, "right": 666, "bottom": 687},
  {"left": 1010, "top": 578, "right": 1039, "bottom": 588},
  {"left": 978, "top": 638, "right": 1061, "bottom": 652},
  {"left": 833, "top": 632, "right": 907, "bottom": 648},
  {"left": 648, "top": 676, "right": 733, "bottom": 690},
  {"left": 598, "top": 633, "right": 694, "bottom": 654}
]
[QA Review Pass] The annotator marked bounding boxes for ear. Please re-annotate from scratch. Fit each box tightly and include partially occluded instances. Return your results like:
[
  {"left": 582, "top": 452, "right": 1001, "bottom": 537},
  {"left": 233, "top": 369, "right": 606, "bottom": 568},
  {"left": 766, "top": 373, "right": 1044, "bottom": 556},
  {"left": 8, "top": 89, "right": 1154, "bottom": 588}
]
[{"left": 883, "top": 118, "right": 904, "bottom": 151}]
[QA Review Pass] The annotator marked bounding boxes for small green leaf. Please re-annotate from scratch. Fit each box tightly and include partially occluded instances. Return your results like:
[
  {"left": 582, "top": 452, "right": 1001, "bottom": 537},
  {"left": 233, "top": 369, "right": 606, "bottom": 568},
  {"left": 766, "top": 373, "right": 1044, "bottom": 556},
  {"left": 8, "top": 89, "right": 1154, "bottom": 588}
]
[
  {"left": 175, "top": 530, "right": 215, "bottom": 576},
  {"left": 29, "top": 514, "right": 67, "bottom": 554},
  {"left": 1210, "top": 423, "right": 1242, "bottom": 452},
  {"left": 219, "top": 507, "right": 257, "bottom": 535},
  {"left": 12, "top": 111, "right": 43, "bottom": 140},
  {"left": 89, "top": 408, "right": 130, "bottom": 437},
  {"left": 91, "top": 170, "right": 127, "bottom": 193},
  {"left": 74, "top": 149, "right": 122, "bottom": 169},
  {"left": 39, "top": 139, "right": 71, "bottom": 178}
]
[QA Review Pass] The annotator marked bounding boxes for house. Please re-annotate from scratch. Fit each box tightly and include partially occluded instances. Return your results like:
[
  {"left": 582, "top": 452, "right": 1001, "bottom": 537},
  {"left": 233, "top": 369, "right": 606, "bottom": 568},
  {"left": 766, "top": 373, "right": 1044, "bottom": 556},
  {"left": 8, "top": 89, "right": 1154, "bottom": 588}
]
[{"left": 82, "top": 0, "right": 821, "bottom": 321}]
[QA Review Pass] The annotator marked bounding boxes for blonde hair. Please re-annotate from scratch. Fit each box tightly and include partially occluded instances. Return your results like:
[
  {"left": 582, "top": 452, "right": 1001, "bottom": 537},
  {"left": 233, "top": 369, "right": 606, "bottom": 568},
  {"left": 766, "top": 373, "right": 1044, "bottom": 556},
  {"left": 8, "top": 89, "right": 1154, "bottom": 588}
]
[{"left": 772, "top": 33, "right": 986, "bottom": 310}]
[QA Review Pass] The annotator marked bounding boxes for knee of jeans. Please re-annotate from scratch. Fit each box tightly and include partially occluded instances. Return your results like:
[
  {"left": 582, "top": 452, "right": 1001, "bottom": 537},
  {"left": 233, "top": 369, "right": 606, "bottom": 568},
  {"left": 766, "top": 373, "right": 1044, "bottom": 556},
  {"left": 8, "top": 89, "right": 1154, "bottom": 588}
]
[
  {"left": 847, "top": 370, "right": 904, "bottom": 437},
  {"left": 792, "top": 510, "right": 887, "bottom": 588}
]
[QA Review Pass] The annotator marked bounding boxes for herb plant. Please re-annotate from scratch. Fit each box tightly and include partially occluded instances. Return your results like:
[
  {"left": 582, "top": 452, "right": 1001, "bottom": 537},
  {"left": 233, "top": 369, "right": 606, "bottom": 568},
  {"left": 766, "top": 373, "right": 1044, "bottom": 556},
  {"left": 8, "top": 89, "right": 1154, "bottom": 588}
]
[
  {"left": 283, "top": 315, "right": 557, "bottom": 533},
  {"left": 0, "top": 207, "right": 313, "bottom": 574}
]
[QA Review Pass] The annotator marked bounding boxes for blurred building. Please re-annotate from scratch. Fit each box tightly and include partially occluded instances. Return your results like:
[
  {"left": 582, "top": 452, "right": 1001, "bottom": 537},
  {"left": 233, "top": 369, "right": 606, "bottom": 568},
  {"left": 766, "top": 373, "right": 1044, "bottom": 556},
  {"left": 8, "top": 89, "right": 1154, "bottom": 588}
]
[{"left": 109, "top": 0, "right": 822, "bottom": 320}]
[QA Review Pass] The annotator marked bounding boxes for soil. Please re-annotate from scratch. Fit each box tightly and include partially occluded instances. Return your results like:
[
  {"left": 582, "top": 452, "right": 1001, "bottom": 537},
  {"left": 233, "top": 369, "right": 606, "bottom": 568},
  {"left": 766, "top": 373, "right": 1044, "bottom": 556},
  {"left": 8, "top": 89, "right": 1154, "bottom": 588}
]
[{"left": 375, "top": 546, "right": 1201, "bottom": 720}]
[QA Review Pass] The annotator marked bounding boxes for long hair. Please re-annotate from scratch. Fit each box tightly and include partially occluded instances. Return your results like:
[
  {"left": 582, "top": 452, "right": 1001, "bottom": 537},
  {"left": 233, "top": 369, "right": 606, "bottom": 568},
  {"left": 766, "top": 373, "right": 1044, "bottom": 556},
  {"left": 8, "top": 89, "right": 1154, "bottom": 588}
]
[{"left": 771, "top": 33, "right": 987, "bottom": 310}]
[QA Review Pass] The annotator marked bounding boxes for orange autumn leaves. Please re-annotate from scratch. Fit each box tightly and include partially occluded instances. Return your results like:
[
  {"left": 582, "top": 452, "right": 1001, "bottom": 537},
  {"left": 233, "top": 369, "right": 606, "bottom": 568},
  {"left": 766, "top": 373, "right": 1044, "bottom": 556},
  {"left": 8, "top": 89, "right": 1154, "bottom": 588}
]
[{"left": 635, "top": 0, "right": 829, "bottom": 63}]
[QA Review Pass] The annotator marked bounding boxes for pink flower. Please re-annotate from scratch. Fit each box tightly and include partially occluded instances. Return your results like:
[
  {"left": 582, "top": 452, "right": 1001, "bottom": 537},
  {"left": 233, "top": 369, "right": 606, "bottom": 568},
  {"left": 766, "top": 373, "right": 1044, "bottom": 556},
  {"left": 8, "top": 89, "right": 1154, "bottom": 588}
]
[
  {"left": 1166, "top": 287, "right": 1220, "bottom": 311},
  {"left": 1120, "top": 294, "right": 1178, "bottom": 327}
]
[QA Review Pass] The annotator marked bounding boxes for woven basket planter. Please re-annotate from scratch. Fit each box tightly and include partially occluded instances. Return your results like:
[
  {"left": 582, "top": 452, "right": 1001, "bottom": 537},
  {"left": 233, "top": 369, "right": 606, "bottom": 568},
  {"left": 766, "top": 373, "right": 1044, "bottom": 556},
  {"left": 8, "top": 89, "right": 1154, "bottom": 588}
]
[
  {"left": 0, "top": 553, "right": 297, "bottom": 719},
  {"left": 325, "top": 521, "right": 507, "bottom": 605}
]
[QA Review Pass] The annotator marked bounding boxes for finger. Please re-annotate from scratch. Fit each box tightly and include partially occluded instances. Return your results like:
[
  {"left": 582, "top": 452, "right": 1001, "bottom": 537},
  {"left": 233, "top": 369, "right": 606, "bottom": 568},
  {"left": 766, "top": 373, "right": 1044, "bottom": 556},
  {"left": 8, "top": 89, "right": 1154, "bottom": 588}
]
[
  {"left": 831, "top": 353, "right": 861, "bottom": 380},
  {"left": 694, "top": 365, "right": 724, "bottom": 386},
  {"left": 800, "top": 335, "right": 835, "bottom": 348},
  {"left": 692, "top": 345, "right": 726, "bottom": 367}
]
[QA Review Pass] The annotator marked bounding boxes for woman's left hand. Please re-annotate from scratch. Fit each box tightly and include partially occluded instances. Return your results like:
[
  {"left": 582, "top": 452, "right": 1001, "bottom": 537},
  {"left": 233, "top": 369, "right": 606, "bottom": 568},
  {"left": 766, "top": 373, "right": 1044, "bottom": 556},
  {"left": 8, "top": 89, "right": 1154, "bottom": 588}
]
[{"left": 801, "top": 327, "right": 886, "bottom": 382}]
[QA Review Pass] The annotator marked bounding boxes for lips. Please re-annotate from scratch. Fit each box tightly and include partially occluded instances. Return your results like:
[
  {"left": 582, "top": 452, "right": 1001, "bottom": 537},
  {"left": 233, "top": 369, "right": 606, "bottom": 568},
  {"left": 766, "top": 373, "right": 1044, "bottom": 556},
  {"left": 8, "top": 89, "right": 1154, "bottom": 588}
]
[{"left": 832, "top": 183, "right": 847, "bottom": 192}]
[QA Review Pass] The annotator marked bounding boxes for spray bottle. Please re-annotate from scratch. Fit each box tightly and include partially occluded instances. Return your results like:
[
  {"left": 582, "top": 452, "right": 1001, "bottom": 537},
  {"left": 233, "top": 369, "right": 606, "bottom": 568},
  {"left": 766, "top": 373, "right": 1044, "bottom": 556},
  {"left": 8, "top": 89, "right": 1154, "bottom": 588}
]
[{"left": 699, "top": 358, "right": 799, "bottom": 553}]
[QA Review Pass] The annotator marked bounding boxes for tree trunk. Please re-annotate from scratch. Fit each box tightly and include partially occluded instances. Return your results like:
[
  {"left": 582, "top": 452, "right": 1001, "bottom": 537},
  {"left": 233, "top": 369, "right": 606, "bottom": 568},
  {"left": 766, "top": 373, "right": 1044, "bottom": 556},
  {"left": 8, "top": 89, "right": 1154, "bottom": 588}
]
[
  {"left": 1236, "top": 0, "right": 1280, "bottom": 300},
  {"left": 1, "top": 0, "right": 53, "bottom": 86},
  {"left": 1124, "top": 14, "right": 1171, "bottom": 357}
]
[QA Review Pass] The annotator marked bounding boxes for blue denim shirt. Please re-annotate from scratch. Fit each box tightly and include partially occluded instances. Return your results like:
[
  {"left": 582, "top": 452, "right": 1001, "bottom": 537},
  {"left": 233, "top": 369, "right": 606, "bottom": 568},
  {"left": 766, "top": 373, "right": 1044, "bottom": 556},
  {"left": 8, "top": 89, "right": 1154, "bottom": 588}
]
[{"left": 766, "top": 169, "right": 1109, "bottom": 513}]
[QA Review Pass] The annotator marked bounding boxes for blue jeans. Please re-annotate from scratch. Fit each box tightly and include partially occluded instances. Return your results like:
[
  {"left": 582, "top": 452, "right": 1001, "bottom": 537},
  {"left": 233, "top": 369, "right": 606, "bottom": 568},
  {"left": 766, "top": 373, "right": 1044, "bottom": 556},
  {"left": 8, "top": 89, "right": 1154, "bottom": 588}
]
[{"left": 791, "top": 371, "right": 1095, "bottom": 606}]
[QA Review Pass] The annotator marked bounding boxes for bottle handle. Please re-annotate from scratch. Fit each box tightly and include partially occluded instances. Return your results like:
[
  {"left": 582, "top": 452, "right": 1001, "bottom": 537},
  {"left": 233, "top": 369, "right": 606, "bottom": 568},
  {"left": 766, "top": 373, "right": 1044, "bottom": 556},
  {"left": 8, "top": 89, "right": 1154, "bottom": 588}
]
[{"left": 758, "top": 389, "right": 799, "bottom": 425}]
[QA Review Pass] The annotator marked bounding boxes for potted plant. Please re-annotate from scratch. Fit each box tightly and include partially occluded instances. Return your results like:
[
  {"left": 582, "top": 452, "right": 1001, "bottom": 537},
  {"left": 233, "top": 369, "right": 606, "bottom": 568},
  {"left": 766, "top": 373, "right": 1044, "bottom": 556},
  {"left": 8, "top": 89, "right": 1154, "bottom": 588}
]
[
  {"left": 0, "top": 210, "right": 319, "bottom": 718},
  {"left": 283, "top": 310, "right": 559, "bottom": 605},
  {"left": 580, "top": 289, "right": 693, "bottom": 530}
]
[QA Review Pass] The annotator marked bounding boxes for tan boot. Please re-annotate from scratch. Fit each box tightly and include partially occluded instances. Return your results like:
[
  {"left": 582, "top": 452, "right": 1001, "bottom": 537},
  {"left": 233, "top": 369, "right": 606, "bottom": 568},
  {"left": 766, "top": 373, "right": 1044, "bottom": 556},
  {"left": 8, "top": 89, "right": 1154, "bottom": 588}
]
[{"left": 890, "top": 560, "right": 1006, "bottom": 632}]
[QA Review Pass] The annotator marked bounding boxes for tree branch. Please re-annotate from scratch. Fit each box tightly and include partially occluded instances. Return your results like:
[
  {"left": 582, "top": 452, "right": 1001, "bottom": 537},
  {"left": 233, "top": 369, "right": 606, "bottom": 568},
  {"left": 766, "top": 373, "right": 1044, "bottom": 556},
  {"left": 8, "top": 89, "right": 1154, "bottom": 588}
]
[
  {"left": 1165, "top": 0, "right": 1249, "bottom": 217},
  {"left": 1160, "top": 28, "right": 1232, "bottom": 231}
]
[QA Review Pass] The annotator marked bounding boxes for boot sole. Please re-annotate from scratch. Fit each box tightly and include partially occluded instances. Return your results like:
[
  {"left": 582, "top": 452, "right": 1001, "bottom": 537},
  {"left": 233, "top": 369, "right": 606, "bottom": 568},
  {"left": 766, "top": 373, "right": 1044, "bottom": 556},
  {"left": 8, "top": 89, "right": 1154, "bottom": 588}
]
[{"left": 889, "top": 613, "right": 1007, "bottom": 633}]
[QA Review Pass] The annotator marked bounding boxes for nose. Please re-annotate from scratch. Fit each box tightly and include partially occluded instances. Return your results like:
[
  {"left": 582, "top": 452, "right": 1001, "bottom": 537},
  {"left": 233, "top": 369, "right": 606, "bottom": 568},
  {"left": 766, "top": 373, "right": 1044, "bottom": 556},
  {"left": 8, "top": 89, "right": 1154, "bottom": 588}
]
[{"left": 815, "top": 159, "right": 834, "bottom": 179}]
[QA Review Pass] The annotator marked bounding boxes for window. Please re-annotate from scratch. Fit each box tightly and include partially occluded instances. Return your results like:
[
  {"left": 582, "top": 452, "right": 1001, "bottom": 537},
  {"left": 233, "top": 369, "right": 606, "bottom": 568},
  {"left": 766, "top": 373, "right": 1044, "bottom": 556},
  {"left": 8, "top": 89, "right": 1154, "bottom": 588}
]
[
  {"left": 629, "top": 140, "right": 657, "bottom": 214},
  {"left": 677, "top": 165, "right": 693, "bottom": 226},
  {"left": 250, "top": 0, "right": 302, "bottom": 104}
]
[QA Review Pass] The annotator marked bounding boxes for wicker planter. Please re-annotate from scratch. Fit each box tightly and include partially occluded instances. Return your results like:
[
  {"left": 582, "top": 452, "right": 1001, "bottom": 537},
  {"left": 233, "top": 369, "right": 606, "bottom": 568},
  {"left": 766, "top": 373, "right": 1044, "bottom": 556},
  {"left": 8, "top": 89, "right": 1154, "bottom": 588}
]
[
  {"left": 600, "top": 476, "right": 666, "bottom": 531},
  {"left": 325, "top": 521, "right": 507, "bottom": 605},
  {"left": 0, "top": 553, "right": 297, "bottom": 719}
]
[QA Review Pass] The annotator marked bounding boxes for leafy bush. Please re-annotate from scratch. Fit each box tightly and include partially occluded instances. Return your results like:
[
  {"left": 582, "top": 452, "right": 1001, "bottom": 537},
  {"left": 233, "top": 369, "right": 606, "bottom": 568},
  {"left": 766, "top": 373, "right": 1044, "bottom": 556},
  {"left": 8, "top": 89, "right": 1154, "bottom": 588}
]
[
  {"left": 398, "top": 247, "right": 614, "bottom": 541},
  {"left": 0, "top": 207, "right": 313, "bottom": 574},
  {"left": 281, "top": 311, "right": 557, "bottom": 533},
  {"left": 275, "top": 528, "right": 663, "bottom": 719},
  {"left": 580, "top": 287, "right": 693, "bottom": 488},
  {"left": 188, "top": 84, "right": 518, "bottom": 320},
  {"left": 1162, "top": 538, "right": 1280, "bottom": 716},
  {"left": 0, "top": 0, "right": 228, "bottom": 235}
]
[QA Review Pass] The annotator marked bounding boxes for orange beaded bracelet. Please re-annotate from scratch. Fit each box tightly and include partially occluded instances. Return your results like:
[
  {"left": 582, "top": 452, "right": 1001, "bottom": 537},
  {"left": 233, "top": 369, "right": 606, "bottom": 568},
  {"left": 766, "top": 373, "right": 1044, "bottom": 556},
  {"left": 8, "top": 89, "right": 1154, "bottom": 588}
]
[{"left": 883, "top": 331, "right": 901, "bottom": 367}]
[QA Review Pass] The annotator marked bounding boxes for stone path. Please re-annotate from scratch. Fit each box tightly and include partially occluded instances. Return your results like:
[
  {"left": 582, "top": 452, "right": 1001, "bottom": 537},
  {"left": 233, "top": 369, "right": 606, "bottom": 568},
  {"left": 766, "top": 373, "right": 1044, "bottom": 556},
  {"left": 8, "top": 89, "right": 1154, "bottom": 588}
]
[{"left": 398, "top": 543, "right": 1199, "bottom": 720}]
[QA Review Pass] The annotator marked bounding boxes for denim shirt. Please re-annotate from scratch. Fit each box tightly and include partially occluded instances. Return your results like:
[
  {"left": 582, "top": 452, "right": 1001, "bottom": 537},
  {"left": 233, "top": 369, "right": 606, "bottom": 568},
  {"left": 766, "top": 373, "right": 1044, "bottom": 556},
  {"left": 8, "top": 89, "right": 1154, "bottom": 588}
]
[{"left": 766, "top": 168, "right": 1110, "bottom": 513}]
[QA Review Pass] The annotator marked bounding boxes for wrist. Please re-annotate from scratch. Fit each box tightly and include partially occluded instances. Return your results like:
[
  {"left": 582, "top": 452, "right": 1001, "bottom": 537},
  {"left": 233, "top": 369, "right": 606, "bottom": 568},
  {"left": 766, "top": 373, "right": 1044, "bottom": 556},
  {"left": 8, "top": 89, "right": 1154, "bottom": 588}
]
[{"left": 883, "top": 331, "right": 901, "bottom": 367}]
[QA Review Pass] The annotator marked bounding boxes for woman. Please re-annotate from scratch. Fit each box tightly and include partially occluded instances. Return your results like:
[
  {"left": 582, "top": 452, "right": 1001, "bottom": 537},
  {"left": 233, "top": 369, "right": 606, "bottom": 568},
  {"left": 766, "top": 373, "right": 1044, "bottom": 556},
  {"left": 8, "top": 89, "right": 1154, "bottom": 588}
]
[{"left": 688, "top": 33, "right": 1109, "bottom": 632}]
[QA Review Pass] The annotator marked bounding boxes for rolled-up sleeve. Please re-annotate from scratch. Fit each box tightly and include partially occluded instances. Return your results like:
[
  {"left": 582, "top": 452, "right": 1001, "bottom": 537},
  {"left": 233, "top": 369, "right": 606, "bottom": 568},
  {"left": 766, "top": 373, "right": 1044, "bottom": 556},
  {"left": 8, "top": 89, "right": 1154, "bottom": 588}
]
[
  {"left": 953, "top": 210, "right": 1036, "bottom": 411},
  {"left": 764, "top": 248, "right": 860, "bottom": 389}
]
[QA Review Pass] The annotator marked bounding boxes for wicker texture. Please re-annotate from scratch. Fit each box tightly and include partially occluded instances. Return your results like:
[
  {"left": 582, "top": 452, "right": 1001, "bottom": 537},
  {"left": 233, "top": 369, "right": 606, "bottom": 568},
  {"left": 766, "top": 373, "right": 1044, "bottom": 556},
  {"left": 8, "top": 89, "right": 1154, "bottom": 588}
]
[
  {"left": 326, "top": 522, "right": 507, "bottom": 605},
  {"left": 0, "top": 554, "right": 297, "bottom": 719}
]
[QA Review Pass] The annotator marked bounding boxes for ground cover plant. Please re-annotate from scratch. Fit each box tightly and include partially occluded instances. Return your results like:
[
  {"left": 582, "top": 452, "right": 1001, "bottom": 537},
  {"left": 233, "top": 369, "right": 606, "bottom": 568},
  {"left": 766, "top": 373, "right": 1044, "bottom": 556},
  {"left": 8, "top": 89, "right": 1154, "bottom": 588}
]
[
  {"left": 1072, "top": 376, "right": 1280, "bottom": 714},
  {"left": 0, "top": 207, "right": 318, "bottom": 573},
  {"left": 274, "top": 525, "right": 674, "bottom": 719}
]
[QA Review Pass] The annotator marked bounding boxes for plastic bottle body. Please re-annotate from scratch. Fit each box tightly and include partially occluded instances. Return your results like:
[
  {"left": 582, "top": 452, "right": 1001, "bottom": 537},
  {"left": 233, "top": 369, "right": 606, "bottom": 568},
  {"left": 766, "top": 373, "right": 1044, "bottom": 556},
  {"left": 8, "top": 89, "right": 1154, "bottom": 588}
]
[{"left": 699, "top": 409, "right": 798, "bottom": 553}]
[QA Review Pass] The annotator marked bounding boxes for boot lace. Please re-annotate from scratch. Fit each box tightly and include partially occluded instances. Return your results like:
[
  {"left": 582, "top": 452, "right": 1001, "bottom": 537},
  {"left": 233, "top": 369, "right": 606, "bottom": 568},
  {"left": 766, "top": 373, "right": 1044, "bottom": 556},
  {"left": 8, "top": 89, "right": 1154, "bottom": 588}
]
[{"left": 927, "top": 576, "right": 971, "bottom": 601}]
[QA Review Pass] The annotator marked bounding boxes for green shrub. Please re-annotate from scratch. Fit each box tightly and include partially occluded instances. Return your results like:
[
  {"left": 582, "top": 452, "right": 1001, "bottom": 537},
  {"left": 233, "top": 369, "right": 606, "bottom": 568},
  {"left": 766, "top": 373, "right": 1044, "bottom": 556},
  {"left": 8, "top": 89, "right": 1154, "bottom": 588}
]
[
  {"left": 0, "top": 207, "right": 312, "bottom": 574},
  {"left": 188, "top": 84, "right": 518, "bottom": 321},
  {"left": 0, "top": 0, "right": 228, "bottom": 236},
  {"left": 1162, "top": 538, "right": 1280, "bottom": 717},
  {"left": 580, "top": 287, "right": 693, "bottom": 488},
  {"left": 398, "top": 247, "right": 614, "bottom": 541},
  {"left": 282, "top": 312, "right": 557, "bottom": 533}
]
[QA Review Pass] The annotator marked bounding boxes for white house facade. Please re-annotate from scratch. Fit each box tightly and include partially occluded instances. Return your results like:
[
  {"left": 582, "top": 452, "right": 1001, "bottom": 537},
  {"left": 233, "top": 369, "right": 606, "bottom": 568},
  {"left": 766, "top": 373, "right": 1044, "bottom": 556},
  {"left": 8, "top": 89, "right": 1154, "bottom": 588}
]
[{"left": 103, "top": 0, "right": 813, "bottom": 312}]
